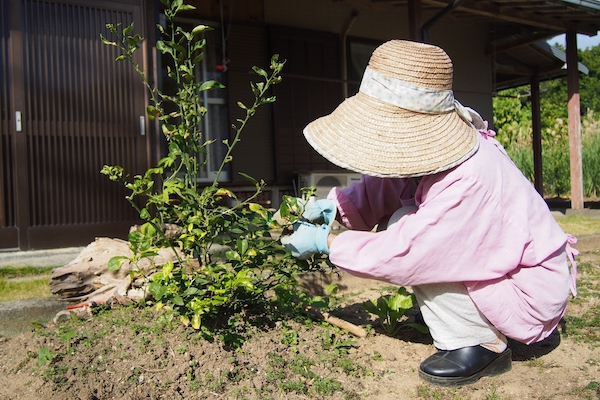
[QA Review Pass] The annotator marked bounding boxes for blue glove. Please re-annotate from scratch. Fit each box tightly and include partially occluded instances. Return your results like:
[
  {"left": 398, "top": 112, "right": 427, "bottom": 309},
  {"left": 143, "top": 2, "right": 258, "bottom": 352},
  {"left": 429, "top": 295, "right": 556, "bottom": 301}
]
[
  {"left": 302, "top": 197, "right": 337, "bottom": 226},
  {"left": 281, "top": 221, "right": 330, "bottom": 259}
]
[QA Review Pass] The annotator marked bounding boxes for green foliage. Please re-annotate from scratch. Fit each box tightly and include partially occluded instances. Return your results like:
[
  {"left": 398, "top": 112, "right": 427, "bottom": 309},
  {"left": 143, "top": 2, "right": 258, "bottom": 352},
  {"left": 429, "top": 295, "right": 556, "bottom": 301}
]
[
  {"left": 37, "top": 347, "right": 53, "bottom": 366},
  {"left": 493, "top": 44, "right": 600, "bottom": 198},
  {"left": 363, "top": 287, "right": 427, "bottom": 336},
  {"left": 319, "top": 327, "right": 357, "bottom": 355},
  {"left": 100, "top": 0, "right": 327, "bottom": 342},
  {"left": 580, "top": 46, "right": 600, "bottom": 114},
  {"left": 582, "top": 110, "right": 600, "bottom": 197},
  {"left": 493, "top": 88, "right": 532, "bottom": 149}
]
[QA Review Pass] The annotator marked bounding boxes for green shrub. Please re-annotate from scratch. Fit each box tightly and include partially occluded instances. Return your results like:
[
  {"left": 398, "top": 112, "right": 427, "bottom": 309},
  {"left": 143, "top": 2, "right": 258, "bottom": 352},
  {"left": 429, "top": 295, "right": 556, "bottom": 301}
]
[{"left": 100, "top": 0, "right": 328, "bottom": 343}]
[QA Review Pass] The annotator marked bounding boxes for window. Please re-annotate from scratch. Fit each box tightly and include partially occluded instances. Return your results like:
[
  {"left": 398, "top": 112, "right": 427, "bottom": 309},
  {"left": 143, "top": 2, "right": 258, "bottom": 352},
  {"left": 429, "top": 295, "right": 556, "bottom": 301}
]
[
  {"left": 159, "top": 17, "right": 229, "bottom": 182},
  {"left": 346, "top": 38, "right": 381, "bottom": 96}
]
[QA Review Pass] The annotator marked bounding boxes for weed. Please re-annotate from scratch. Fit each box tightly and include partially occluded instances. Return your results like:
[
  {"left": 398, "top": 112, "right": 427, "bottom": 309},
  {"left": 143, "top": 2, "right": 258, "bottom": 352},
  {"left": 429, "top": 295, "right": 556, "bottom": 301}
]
[
  {"left": 37, "top": 347, "right": 53, "bottom": 366},
  {"left": 484, "top": 383, "right": 511, "bottom": 400},
  {"left": 568, "top": 380, "right": 600, "bottom": 399},
  {"left": 289, "top": 354, "right": 315, "bottom": 379},
  {"left": 564, "top": 311, "right": 600, "bottom": 342},
  {"left": 265, "top": 367, "right": 285, "bottom": 384},
  {"left": 330, "top": 354, "right": 370, "bottom": 378},
  {"left": 128, "top": 366, "right": 142, "bottom": 383},
  {"left": 319, "top": 327, "right": 357, "bottom": 355},
  {"left": 372, "top": 350, "right": 385, "bottom": 361},
  {"left": 280, "top": 323, "right": 299, "bottom": 346},
  {"left": 57, "top": 325, "right": 77, "bottom": 353},
  {"left": 312, "top": 376, "right": 343, "bottom": 395},
  {"left": 524, "top": 357, "right": 548, "bottom": 373},
  {"left": 279, "top": 379, "right": 307, "bottom": 394},
  {"left": 363, "top": 286, "right": 427, "bottom": 336},
  {"left": 205, "top": 373, "right": 226, "bottom": 393},
  {"left": 267, "top": 352, "right": 286, "bottom": 369},
  {"left": 416, "top": 383, "right": 445, "bottom": 399}
]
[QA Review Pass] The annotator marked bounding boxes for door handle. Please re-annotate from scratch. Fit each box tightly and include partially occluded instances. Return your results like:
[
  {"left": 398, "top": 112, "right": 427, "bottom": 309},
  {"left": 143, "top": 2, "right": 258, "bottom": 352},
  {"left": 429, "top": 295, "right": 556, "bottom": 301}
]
[
  {"left": 15, "top": 111, "right": 22, "bottom": 132},
  {"left": 140, "top": 116, "right": 145, "bottom": 136}
]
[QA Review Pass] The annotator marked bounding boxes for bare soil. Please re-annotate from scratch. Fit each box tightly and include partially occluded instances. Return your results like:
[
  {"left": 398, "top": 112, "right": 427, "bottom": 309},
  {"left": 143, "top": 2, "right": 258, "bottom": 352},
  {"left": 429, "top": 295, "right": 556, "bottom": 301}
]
[{"left": 1, "top": 239, "right": 599, "bottom": 400}]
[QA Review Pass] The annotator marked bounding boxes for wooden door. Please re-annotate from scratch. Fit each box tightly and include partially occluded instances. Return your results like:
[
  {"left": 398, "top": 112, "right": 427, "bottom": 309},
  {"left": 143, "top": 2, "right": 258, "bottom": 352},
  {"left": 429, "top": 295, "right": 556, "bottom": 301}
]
[{"left": 1, "top": 0, "right": 149, "bottom": 250}]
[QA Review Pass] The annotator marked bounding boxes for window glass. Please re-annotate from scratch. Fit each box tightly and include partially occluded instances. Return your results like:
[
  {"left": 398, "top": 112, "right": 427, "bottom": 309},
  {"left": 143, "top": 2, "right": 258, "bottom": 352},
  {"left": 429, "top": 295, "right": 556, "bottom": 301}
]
[
  {"left": 347, "top": 39, "right": 380, "bottom": 95},
  {"left": 159, "top": 17, "right": 229, "bottom": 182}
]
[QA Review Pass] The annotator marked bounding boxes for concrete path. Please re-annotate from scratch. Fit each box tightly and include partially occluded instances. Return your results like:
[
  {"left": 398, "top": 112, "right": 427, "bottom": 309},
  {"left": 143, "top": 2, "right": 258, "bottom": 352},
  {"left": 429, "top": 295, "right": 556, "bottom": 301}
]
[{"left": 0, "top": 247, "right": 84, "bottom": 268}]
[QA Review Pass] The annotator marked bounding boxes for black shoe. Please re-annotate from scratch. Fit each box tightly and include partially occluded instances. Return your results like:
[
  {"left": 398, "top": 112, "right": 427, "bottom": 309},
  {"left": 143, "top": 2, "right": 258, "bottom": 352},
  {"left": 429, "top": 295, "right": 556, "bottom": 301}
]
[{"left": 419, "top": 345, "right": 512, "bottom": 387}]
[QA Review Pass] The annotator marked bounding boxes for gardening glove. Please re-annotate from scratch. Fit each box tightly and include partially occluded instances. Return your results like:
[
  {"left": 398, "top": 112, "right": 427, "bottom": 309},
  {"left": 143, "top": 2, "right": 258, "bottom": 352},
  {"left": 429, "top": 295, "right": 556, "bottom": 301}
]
[
  {"left": 302, "top": 197, "right": 337, "bottom": 226},
  {"left": 281, "top": 221, "right": 330, "bottom": 259}
]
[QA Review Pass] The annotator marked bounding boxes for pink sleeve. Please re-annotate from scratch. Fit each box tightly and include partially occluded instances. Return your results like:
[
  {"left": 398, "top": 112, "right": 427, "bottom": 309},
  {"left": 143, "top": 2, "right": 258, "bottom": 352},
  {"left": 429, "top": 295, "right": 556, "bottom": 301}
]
[
  {"left": 328, "top": 172, "right": 529, "bottom": 286},
  {"left": 327, "top": 176, "right": 413, "bottom": 231}
]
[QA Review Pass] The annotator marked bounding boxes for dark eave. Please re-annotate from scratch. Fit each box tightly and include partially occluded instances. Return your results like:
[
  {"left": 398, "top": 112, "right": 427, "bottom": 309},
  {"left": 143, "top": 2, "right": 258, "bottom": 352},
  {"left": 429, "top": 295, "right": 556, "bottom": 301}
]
[
  {"left": 331, "top": 0, "right": 600, "bottom": 36},
  {"left": 494, "top": 40, "right": 589, "bottom": 90},
  {"left": 329, "top": 0, "right": 599, "bottom": 89}
]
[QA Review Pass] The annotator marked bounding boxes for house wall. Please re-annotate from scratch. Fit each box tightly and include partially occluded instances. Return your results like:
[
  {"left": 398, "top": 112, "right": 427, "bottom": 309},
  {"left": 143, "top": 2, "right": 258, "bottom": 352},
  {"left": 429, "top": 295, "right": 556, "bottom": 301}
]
[
  {"left": 264, "top": 0, "right": 408, "bottom": 39},
  {"left": 264, "top": 0, "right": 493, "bottom": 122},
  {"left": 430, "top": 21, "right": 494, "bottom": 124},
  {"left": 259, "top": 0, "right": 494, "bottom": 191},
  {"left": 227, "top": 24, "right": 275, "bottom": 184},
  {"left": 166, "top": 0, "right": 495, "bottom": 202}
]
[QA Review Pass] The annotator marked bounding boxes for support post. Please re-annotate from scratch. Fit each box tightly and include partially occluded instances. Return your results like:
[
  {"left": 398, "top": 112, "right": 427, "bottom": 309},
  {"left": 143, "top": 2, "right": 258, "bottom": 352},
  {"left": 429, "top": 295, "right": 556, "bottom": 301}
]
[
  {"left": 408, "top": 0, "right": 422, "bottom": 42},
  {"left": 566, "top": 31, "right": 584, "bottom": 210},
  {"left": 531, "top": 74, "right": 543, "bottom": 196}
]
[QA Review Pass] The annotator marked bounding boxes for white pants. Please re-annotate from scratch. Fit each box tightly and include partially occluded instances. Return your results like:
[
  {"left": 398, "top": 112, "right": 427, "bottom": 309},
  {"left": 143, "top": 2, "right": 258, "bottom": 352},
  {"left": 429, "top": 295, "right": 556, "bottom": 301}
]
[
  {"left": 412, "top": 282, "right": 501, "bottom": 350},
  {"left": 383, "top": 206, "right": 500, "bottom": 350}
]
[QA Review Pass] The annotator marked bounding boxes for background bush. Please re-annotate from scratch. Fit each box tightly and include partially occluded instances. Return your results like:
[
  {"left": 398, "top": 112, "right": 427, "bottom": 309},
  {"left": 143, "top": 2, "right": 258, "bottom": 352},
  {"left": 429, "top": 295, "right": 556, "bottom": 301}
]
[{"left": 492, "top": 44, "right": 600, "bottom": 199}]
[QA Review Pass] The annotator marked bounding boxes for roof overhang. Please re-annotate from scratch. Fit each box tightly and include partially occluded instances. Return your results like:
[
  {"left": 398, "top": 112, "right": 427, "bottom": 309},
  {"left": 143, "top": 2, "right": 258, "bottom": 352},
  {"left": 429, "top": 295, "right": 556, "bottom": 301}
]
[
  {"left": 329, "top": 0, "right": 600, "bottom": 89},
  {"left": 494, "top": 40, "right": 589, "bottom": 91}
]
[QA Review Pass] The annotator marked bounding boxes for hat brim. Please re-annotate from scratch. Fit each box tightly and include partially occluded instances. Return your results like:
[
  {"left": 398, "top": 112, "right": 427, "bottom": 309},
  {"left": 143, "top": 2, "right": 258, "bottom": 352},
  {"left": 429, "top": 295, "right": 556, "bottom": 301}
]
[{"left": 303, "top": 92, "right": 479, "bottom": 178}]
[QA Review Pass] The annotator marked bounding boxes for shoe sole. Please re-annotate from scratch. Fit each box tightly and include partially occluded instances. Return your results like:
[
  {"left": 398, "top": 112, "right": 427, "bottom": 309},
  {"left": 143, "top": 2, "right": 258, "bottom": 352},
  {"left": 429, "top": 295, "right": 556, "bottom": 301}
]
[{"left": 418, "top": 348, "right": 512, "bottom": 387}]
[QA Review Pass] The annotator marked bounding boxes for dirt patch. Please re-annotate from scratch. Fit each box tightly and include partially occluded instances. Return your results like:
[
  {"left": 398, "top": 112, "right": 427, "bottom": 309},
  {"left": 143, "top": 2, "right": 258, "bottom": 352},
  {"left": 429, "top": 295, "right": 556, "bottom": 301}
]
[{"left": 0, "top": 249, "right": 599, "bottom": 400}]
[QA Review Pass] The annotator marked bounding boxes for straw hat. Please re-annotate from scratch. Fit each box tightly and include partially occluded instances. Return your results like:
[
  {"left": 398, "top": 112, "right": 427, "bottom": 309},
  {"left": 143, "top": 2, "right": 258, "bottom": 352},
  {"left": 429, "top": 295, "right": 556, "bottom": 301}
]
[{"left": 303, "top": 40, "right": 479, "bottom": 178}]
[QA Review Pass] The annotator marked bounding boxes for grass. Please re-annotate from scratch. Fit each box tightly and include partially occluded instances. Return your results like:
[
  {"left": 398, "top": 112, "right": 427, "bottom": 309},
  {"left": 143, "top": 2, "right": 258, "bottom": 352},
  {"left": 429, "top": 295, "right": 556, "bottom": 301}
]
[
  {"left": 0, "top": 277, "right": 54, "bottom": 302},
  {"left": 0, "top": 266, "right": 55, "bottom": 302},
  {"left": 554, "top": 214, "right": 600, "bottom": 237},
  {"left": 0, "top": 266, "right": 55, "bottom": 279}
]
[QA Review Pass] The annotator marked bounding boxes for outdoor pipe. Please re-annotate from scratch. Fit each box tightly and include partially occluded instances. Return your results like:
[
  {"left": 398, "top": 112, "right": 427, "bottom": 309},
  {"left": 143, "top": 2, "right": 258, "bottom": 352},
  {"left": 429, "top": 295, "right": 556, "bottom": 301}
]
[{"left": 421, "top": 0, "right": 468, "bottom": 43}]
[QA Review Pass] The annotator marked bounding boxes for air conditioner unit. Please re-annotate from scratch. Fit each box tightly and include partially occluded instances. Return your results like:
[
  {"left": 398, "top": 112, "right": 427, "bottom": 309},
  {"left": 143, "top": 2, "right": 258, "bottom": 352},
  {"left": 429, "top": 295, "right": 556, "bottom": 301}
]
[{"left": 298, "top": 172, "right": 362, "bottom": 199}]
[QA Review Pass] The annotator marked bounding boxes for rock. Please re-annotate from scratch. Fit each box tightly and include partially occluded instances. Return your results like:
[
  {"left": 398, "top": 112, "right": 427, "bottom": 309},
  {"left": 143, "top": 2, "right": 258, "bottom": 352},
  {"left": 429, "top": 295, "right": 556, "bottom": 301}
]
[{"left": 49, "top": 237, "right": 181, "bottom": 303}]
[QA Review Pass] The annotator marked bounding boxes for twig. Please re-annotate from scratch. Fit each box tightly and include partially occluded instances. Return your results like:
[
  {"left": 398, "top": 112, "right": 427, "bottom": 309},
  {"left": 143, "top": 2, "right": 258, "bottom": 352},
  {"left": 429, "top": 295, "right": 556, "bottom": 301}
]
[{"left": 304, "top": 306, "right": 368, "bottom": 338}]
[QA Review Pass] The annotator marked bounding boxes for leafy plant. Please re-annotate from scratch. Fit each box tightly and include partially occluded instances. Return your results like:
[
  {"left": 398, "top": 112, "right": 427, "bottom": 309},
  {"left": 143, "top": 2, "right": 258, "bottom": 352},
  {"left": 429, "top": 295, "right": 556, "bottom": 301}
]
[
  {"left": 99, "top": 0, "right": 328, "bottom": 342},
  {"left": 319, "top": 326, "right": 357, "bottom": 355},
  {"left": 363, "top": 286, "right": 427, "bottom": 336},
  {"left": 37, "top": 347, "right": 54, "bottom": 366}
]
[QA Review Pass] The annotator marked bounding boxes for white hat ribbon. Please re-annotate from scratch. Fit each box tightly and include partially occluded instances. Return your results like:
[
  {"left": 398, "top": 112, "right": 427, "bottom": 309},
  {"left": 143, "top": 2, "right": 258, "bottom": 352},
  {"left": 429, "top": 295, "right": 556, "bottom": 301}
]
[{"left": 359, "top": 66, "right": 473, "bottom": 124}]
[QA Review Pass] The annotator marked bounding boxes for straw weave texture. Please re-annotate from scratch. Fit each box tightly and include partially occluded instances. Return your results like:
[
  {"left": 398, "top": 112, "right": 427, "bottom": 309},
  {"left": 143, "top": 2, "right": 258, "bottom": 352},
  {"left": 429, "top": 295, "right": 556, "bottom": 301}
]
[{"left": 303, "top": 40, "right": 478, "bottom": 178}]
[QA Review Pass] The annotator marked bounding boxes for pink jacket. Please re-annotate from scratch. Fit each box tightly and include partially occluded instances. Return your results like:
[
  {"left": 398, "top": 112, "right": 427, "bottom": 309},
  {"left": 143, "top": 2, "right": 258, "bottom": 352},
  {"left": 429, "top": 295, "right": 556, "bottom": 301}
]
[{"left": 328, "top": 132, "right": 575, "bottom": 344}]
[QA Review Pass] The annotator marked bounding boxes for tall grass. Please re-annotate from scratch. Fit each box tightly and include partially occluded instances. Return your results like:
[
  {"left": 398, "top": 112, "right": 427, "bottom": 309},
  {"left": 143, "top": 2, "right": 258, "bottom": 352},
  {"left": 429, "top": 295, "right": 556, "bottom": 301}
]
[{"left": 503, "top": 110, "right": 600, "bottom": 198}]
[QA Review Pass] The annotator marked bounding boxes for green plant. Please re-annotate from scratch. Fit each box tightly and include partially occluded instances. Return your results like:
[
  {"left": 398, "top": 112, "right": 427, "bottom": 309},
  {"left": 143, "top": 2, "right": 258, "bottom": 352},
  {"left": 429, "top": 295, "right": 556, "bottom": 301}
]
[
  {"left": 37, "top": 347, "right": 53, "bottom": 367},
  {"left": 363, "top": 286, "right": 427, "bottom": 336},
  {"left": 280, "top": 323, "right": 299, "bottom": 346},
  {"left": 279, "top": 379, "right": 307, "bottom": 394},
  {"left": 312, "top": 376, "right": 343, "bottom": 396},
  {"left": 319, "top": 327, "right": 357, "bottom": 355},
  {"left": 99, "top": 0, "right": 328, "bottom": 342},
  {"left": 57, "top": 325, "right": 77, "bottom": 353}
]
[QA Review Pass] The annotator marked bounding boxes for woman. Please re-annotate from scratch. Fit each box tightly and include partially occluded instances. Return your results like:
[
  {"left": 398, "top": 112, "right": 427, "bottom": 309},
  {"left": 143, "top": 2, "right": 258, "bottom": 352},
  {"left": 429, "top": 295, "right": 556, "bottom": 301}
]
[{"left": 281, "top": 40, "right": 577, "bottom": 387}]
